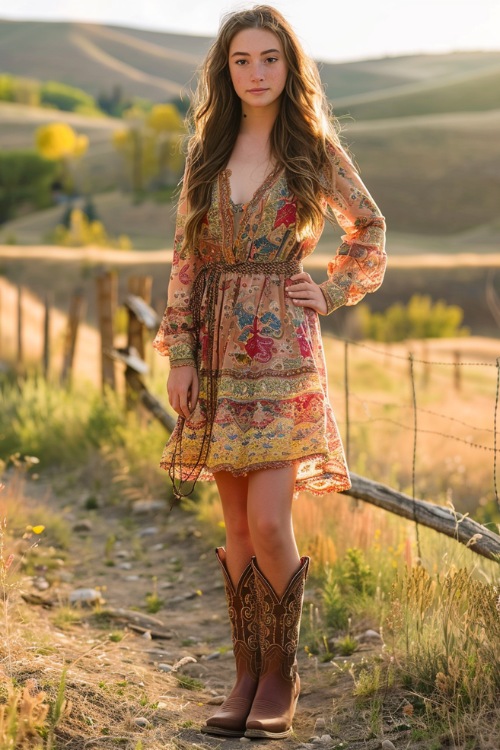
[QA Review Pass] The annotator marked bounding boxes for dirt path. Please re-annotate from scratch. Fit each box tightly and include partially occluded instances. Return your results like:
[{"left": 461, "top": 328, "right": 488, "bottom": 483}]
[{"left": 3, "top": 474, "right": 416, "bottom": 750}]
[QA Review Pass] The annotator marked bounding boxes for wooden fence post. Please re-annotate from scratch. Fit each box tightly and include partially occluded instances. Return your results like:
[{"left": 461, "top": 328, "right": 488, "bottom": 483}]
[
  {"left": 124, "top": 276, "right": 154, "bottom": 410},
  {"left": 96, "top": 271, "right": 117, "bottom": 391},
  {"left": 127, "top": 276, "right": 152, "bottom": 361},
  {"left": 16, "top": 284, "right": 23, "bottom": 373},
  {"left": 43, "top": 293, "right": 51, "bottom": 380},
  {"left": 61, "top": 289, "right": 86, "bottom": 385}
]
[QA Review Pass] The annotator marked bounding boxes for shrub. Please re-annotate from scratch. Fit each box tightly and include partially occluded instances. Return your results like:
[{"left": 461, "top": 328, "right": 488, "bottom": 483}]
[
  {"left": 321, "top": 548, "right": 375, "bottom": 631},
  {"left": 358, "top": 294, "right": 469, "bottom": 342},
  {"left": 40, "top": 81, "right": 99, "bottom": 114},
  {"left": 48, "top": 208, "right": 131, "bottom": 249},
  {"left": 0, "top": 150, "right": 57, "bottom": 223}
]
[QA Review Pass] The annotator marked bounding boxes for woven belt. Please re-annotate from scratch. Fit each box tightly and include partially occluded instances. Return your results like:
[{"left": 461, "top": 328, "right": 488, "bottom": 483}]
[{"left": 169, "top": 258, "right": 303, "bottom": 503}]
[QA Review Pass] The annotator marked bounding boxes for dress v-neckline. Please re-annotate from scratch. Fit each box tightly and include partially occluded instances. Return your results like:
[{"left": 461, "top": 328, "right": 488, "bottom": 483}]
[
  {"left": 219, "top": 163, "right": 283, "bottom": 262},
  {"left": 222, "top": 162, "right": 282, "bottom": 211}
]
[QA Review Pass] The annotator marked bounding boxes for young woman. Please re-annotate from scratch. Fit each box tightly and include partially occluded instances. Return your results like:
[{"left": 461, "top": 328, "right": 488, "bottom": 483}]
[{"left": 154, "top": 5, "right": 386, "bottom": 740}]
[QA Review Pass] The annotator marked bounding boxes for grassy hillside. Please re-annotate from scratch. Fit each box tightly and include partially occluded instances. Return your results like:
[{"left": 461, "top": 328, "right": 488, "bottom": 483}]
[
  {"left": 323, "top": 51, "right": 500, "bottom": 101},
  {"left": 343, "top": 110, "right": 500, "bottom": 234},
  {"left": 2, "top": 19, "right": 500, "bottom": 105},
  {"left": 0, "top": 20, "right": 209, "bottom": 101},
  {"left": 3, "top": 106, "right": 499, "bottom": 238},
  {"left": 0, "top": 20, "right": 499, "bottom": 242},
  {"left": 334, "top": 64, "right": 500, "bottom": 120}
]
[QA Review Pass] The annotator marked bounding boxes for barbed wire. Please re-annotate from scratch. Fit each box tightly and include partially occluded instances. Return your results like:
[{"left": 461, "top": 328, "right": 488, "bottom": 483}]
[
  {"left": 339, "top": 416, "right": 499, "bottom": 453},
  {"left": 348, "top": 393, "right": 500, "bottom": 435},
  {"left": 340, "top": 337, "right": 500, "bottom": 516},
  {"left": 332, "top": 335, "right": 498, "bottom": 367}
]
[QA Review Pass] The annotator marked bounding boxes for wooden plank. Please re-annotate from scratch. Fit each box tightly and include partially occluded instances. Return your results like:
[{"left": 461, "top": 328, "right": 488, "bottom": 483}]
[
  {"left": 109, "top": 346, "right": 149, "bottom": 375},
  {"left": 125, "top": 294, "right": 159, "bottom": 329},
  {"left": 125, "top": 370, "right": 176, "bottom": 432}
]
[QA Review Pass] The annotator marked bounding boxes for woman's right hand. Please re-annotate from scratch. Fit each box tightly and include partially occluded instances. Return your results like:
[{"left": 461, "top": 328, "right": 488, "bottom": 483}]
[{"left": 167, "top": 366, "right": 199, "bottom": 419}]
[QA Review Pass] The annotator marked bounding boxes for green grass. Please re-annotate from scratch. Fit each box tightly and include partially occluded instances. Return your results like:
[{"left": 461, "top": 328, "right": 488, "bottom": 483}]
[
  {"left": 3, "top": 109, "right": 500, "bottom": 240},
  {"left": 1, "top": 19, "right": 499, "bottom": 107},
  {"left": 335, "top": 67, "right": 500, "bottom": 120},
  {"left": 381, "top": 565, "right": 500, "bottom": 747},
  {"left": 0, "top": 374, "right": 172, "bottom": 505}
]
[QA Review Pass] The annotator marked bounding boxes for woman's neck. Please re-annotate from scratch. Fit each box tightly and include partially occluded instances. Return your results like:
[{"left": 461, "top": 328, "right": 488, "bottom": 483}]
[{"left": 240, "top": 101, "right": 279, "bottom": 139}]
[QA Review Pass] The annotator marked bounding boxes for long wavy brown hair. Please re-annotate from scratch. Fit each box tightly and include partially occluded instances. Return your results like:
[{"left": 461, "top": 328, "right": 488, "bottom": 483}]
[{"left": 182, "top": 4, "right": 343, "bottom": 248}]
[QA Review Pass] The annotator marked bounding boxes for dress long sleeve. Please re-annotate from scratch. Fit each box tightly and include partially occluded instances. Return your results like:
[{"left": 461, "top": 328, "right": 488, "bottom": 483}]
[
  {"left": 153, "top": 187, "right": 200, "bottom": 367},
  {"left": 319, "top": 145, "right": 387, "bottom": 315}
]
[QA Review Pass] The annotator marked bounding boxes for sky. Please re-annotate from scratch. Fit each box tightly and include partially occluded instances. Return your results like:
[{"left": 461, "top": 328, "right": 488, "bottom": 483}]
[{"left": 1, "top": 0, "right": 500, "bottom": 62}]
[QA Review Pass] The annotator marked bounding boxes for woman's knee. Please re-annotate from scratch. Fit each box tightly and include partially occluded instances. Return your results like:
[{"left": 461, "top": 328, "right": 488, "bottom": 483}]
[{"left": 249, "top": 514, "right": 292, "bottom": 550}]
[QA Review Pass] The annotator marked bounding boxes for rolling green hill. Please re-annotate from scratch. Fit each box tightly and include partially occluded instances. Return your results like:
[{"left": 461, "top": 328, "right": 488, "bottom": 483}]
[
  {"left": 343, "top": 109, "right": 500, "bottom": 235},
  {"left": 1, "top": 19, "right": 500, "bottom": 106},
  {"left": 0, "top": 19, "right": 499, "bottom": 245},
  {"left": 334, "top": 64, "right": 500, "bottom": 120},
  {"left": 0, "top": 20, "right": 210, "bottom": 101}
]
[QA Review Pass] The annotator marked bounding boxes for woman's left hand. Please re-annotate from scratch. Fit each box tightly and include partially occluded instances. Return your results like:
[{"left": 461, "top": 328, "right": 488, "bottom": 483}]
[{"left": 286, "top": 272, "right": 328, "bottom": 315}]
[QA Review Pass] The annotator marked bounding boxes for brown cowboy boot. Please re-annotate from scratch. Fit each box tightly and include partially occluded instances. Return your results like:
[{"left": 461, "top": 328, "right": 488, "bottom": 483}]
[
  {"left": 245, "top": 556, "right": 309, "bottom": 739},
  {"left": 201, "top": 548, "right": 260, "bottom": 737}
]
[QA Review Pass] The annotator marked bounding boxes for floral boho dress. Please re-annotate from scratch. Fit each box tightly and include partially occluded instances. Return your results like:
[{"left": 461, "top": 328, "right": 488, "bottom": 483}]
[{"left": 153, "top": 145, "right": 387, "bottom": 499}]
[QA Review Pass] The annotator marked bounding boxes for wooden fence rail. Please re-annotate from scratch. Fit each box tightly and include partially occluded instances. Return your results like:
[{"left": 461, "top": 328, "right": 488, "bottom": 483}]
[{"left": 346, "top": 473, "right": 500, "bottom": 562}]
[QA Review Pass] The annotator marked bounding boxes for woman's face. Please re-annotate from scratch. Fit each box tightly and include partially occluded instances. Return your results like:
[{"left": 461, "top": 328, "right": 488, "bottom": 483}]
[{"left": 228, "top": 28, "right": 288, "bottom": 112}]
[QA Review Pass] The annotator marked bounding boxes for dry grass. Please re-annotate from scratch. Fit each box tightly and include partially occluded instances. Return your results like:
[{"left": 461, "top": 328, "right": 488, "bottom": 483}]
[
  {"left": 0, "top": 476, "right": 198, "bottom": 750},
  {"left": 322, "top": 335, "right": 500, "bottom": 518},
  {"left": 381, "top": 564, "right": 500, "bottom": 749}
]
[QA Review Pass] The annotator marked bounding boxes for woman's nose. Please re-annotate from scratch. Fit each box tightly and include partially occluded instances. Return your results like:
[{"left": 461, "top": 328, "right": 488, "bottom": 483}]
[{"left": 250, "top": 65, "right": 264, "bottom": 81}]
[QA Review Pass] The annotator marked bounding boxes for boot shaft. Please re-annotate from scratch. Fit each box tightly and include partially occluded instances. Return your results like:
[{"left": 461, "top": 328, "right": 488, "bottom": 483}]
[
  {"left": 251, "top": 557, "right": 309, "bottom": 681},
  {"left": 215, "top": 548, "right": 260, "bottom": 679}
]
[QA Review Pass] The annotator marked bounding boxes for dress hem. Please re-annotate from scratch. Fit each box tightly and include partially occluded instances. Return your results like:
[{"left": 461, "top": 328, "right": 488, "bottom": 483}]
[{"left": 160, "top": 452, "right": 352, "bottom": 495}]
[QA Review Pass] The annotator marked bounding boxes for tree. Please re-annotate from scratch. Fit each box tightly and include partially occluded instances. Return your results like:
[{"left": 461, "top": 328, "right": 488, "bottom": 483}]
[
  {"left": 35, "top": 123, "right": 89, "bottom": 194},
  {"left": 35, "top": 123, "right": 88, "bottom": 160},
  {"left": 112, "top": 103, "right": 184, "bottom": 195},
  {"left": 147, "top": 104, "right": 184, "bottom": 186},
  {"left": 97, "top": 84, "right": 132, "bottom": 117}
]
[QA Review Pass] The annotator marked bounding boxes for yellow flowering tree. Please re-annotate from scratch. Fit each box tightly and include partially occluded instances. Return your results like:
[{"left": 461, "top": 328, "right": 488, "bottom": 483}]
[
  {"left": 147, "top": 103, "right": 184, "bottom": 185},
  {"left": 112, "top": 103, "right": 184, "bottom": 195},
  {"left": 35, "top": 123, "right": 89, "bottom": 193}
]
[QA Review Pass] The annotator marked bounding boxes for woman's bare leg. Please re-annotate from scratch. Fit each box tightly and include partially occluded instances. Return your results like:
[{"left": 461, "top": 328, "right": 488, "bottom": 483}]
[
  {"left": 213, "top": 470, "right": 254, "bottom": 585},
  {"left": 246, "top": 465, "right": 300, "bottom": 596}
]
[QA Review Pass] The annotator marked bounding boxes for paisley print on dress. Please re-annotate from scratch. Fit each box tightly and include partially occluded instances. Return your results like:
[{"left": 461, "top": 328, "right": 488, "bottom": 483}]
[{"left": 153, "top": 145, "right": 386, "bottom": 495}]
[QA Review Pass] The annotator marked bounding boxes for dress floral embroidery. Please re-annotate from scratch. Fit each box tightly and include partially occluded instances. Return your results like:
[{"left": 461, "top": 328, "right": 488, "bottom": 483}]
[{"left": 153, "top": 145, "right": 387, "bottom": 497}]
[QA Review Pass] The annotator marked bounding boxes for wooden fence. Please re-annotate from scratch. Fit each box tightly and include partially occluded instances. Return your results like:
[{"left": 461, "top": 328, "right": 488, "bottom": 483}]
[{"left": 3, "top": 274, "right": 500, "bottom": 561}]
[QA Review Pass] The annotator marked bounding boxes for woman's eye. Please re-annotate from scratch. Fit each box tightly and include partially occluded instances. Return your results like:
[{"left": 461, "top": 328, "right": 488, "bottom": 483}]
[
  {"left": 266, "top": 57, "right": 278, "bottom": 63},
  {"left": 235, "top": 59, "right": 247, "bottom": 65}
]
